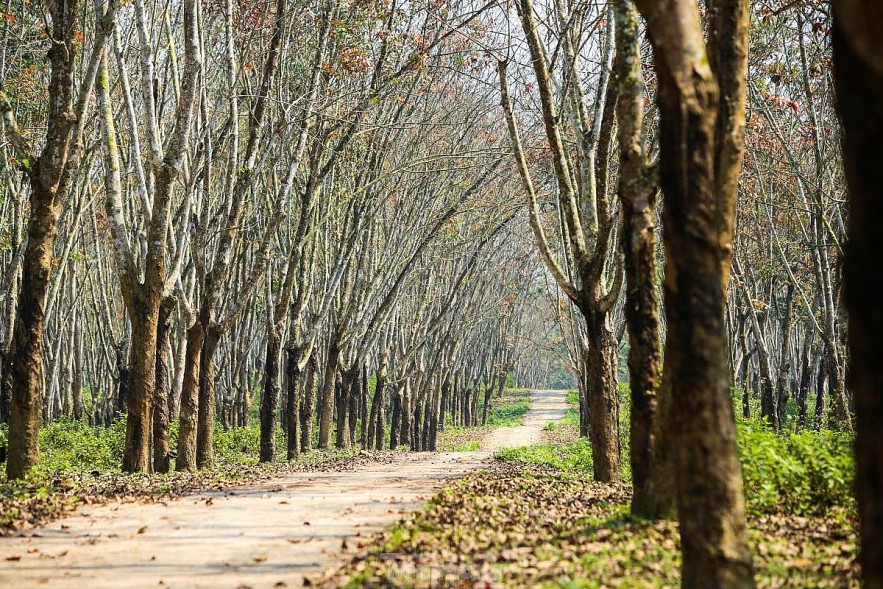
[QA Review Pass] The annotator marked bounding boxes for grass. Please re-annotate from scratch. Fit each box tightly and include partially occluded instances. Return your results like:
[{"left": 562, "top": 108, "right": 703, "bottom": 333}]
[{"left": 497, "top": 438, "right": 593, "bottom": 472}]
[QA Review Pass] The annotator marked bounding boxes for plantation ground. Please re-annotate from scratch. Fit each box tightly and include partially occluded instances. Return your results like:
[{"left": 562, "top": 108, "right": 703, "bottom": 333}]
[
  {"left": 0, "top": 390, "right": 567, "bottom": 589},
  {"left": 317, "top": 395, "right": 859, "bottom": 588}
]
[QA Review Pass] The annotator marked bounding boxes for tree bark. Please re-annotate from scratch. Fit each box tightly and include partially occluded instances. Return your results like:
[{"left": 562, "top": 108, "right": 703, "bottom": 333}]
[
  {"left": 6, "top": 184, "right": 58, "bottom": 479},
  {"left": 285, "top": 346, "right": 303, "bottom": 459},
  {"left": 176, "top": 322, "right": 204, "bottom": 471},
  {"left": 634, "top": 0, "right": 755, "bottom": 582},
  {"left": 260, "top": 329, "right": 282, "bottom": 462},
  {"left": 317, "top": 341, "right": 339, "bottom": 449},
  {"left": 614, "top": 0, "right": 663, "bottom": 516},
  {"left": 831, "top": 4, "right": 883, "bottom": 585},
  {"left": 299, "top": 356, "right": 318, "bottom": 452},
  {"left": 583, "top": 308, "right": 621, "bottom": 482},
  {"left": 152, "top": 297, "right": 174, "bottom": 473},
  {"left": 196, "top": 329, "right": 220, "bottom": 468}
]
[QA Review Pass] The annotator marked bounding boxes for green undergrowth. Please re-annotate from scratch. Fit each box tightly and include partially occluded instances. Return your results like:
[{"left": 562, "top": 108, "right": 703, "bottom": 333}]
[
  {"left": 314, "top": 387, "right": 857, "bottom": 586},
  {"left": 316, "top": 462, "right": 858, "bottom": 588},
  {"left": 498, "top": 425, "right": 854, "bottom": 517},
  {"left": 738, "top": 421, "right": 854, "bottom": 516},
  {"left": 436, "top": 389, "right": 532, "bottom": 452},
  {"left": 498, "top": 438, "right": 593, "bottom": 472},
  {"left": 488, "top": 389, "right": 531, "bottom": 427},
  {"left": 523, "top": 387, "right": 855, "bottom": 518}
]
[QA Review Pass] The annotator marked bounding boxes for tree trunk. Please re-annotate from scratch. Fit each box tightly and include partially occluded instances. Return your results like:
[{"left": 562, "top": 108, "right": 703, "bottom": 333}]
[
  {"left": 814, "top": 361, "right": 827, "bottom": 429},
  {"left": 285, "top": 346, "right": 303, "bottom": 460},
  {"left": 796, "top": 332, "right": 814, "bottom": 428},
  {"left": 825, "top": 343, "right": 851, "bottom": 430},
  {"left": 123, "top": 296, "right": 159, "bottom": 473},
  {"left": 481, "top": 376, "right": 493, "bottom": 426},
  {"left": 359, "top": 364, "right": 369, "bottom": 448},
  {"left": 6, "top": 185, "right": 57, "bottom": 479},
  {"left": 428, "top": 381, "right": 442, "bottom": 451},
  {"left": 775, "top": 282, "right": 795, "bottom": 427},
  {"left": 299, "top": 356, "right": 318, "bottom": 452},
  {"left": 348, "top": 367, "right": 360, "bottom": 448},
  {"left": 260, "top": 329, "right": 282, "bottom": 462},
  {"left": 831, "top": 8, "right": 883, "bottom": 585},
  {"left": 578, "top": 364, "right": 590, "bottom": 438},
  {"left": 196, "top": 329, "right": 220, "bottom": 468},
  {"left": 0, "top": 348, "right": 11, "bottom": 425},
  {"left": 638, "top": 0, "right": 755, "bottom": 578},
  {"left": 389, "top": 384, "right": 402, "bottom": 449},
  {"left": 400, "top": 381, "right": 413, "bottom": 449},
  {"left": 317, "top": 342, "right": 339, "bottom": 449},
  {"left": 175, "top": 322, "right": 204, "bottom": 471},
  {"left": 614, "top": 0, "right": 663, "bottom": 516},
  {"left": 469, "top": 379, "right": 480, "bottom": 427},
  {"left": 72, "top": 324, "right": 84, "bottom": 421},
  {"left": 152, "top": 297, "right": 174, "bottom": 473},
  {"left": 583, "top": 308, "right": 621, "bottom": 483},
  {"left": 335, "top": 370, "right": 351, "bottom": 450},
  {"left": 368, "top": 363, "right": 387, "bottom": 451}
]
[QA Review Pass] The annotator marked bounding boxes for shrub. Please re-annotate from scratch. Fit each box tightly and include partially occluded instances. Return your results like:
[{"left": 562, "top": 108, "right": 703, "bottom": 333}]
[
  {"left": 38, "top": 418, "right": 126, "bottom": 472},
  {"left": 738, "top": 421, "right": 854, "bottom": 515}
]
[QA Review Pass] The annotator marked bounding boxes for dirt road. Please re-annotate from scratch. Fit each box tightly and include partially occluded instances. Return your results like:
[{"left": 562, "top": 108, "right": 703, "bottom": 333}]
[{"left": 0, "top": 390, "right": 568, "bottom": 589}]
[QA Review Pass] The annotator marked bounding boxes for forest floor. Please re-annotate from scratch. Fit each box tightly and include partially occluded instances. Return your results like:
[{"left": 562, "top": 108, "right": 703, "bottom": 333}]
[{"left": 0, "top": 389, "right": 569, "bottom": 589}]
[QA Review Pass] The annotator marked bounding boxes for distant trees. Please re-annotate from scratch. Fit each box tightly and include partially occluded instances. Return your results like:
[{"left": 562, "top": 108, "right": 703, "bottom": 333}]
[{"left": 0, "top": 0, "right": 538, "bottom": 480}]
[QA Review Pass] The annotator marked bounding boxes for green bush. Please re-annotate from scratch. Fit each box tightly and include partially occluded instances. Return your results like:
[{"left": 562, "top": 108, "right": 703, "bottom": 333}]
[
  {"left": 214, "top": 424, "right": 262, "bottom": 464},
  {"left": 738, "top": 421, "right": 854, "bottom": 515},
  {"left": 37, "top": 418, "right": 126, "bottom": 472}
]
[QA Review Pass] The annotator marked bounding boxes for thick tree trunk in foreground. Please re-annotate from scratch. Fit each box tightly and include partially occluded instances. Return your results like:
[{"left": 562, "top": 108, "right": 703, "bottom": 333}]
[
  {"left": 635, "top": 0, "right": 755, "bottom": 583},
  {"left": 1, "top": 0, "right": 113, "bottom": 479},
  {"left": 6, "top": 185, "right": 58, "bottom": 479},
  {"left": 832, "top": 5, "right": 883, "bottom": 586},
  {"left": 656, "top": 72, "right": 755, "bottom": 583}
]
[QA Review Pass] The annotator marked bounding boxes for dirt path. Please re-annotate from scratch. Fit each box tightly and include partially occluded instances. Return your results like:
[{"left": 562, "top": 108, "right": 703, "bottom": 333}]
[{"left": 0, "top": 390, "right": 568, "bottom": 589}]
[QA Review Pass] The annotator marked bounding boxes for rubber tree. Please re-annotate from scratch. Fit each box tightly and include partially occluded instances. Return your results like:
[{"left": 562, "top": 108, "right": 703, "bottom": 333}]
[
  {"left": 98, "top": 0, "right": 201, "bottom": 473},
  {"left": 632, "top": 0, "right": 755, "bottom": 584},
  {"left": 611, "top": 0, "right": 664, "bottom": 516},
  {"left": 499, "top": 0, "right": 624, "bottom": 482},
  {"left": 0, "top": 0, "right": 116, "bottom": 479},
  {"left": 831, "top": 1, "right": 883, "bottom": 585}
]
